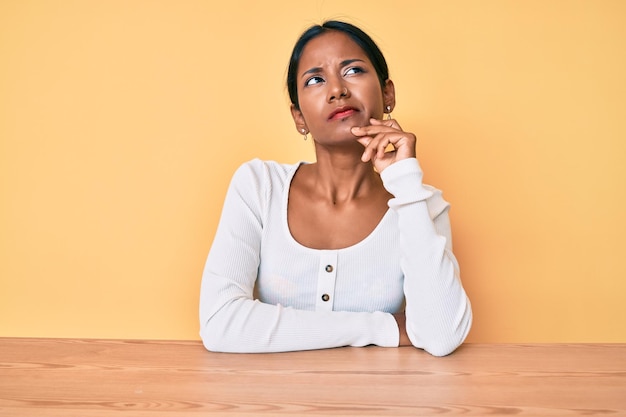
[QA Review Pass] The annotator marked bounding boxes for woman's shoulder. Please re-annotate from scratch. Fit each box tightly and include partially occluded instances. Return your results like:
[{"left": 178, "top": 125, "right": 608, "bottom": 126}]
[
  {"left": 238, "top": 158, "right": 301, "bottom": 173},
  {"left": 230, "top": 159, "right": 306, "bottom": 188}
]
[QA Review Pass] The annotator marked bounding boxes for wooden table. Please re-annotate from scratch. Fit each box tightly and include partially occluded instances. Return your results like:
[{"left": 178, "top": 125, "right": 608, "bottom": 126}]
[{"left": 1, "top": 339, "right": 624, "bottom": 416}]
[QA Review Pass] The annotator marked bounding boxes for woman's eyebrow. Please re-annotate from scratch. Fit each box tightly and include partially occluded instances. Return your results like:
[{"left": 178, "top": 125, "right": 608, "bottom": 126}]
[
  {"left": 300, "top": 59, "right": 367, "bottom": 79},
  {"left": 301, "top": 67, "right": 323, "bottom": 79},
  {"left": 340, "top": 58, "right": 365, "bottom": 67}
]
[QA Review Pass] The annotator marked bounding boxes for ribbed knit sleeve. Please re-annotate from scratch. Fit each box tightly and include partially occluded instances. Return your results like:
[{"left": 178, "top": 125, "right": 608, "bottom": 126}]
[
  {"left": 380, "top": 158, "right": 472, "bottom": 356},
  {"left": 199, "top": 160, "right": 399, "bottom": 353}
]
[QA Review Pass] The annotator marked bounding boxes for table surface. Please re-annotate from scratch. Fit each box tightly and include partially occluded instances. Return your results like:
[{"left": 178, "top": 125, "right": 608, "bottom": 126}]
[{"left": 1, "top": 338, "right": 625, "bottom": 416}]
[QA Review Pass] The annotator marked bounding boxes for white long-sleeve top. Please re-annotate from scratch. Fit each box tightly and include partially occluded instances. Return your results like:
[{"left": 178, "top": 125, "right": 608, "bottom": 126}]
[{"left": 199, "top": 157, "right": 472, "bottom": 355}]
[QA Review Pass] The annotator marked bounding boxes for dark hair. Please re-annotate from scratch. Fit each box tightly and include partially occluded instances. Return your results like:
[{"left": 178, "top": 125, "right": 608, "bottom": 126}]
[{"left": 287, "top": 21, "right": 390, "bottom": 110}]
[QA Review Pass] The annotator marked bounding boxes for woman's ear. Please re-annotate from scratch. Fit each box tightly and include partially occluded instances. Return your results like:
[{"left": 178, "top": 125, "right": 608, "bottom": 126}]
[
  {"left": 290, "top": 104, "right": 308, "bottom": 134},
  {"left": 383, "top": 79, "right": 396, "bottom": 113}
]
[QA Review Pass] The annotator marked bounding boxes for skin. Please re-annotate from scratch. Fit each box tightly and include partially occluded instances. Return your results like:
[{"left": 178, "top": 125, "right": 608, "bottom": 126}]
[{"left": 288, "top": 31, "right": 416, "bottom": 346}]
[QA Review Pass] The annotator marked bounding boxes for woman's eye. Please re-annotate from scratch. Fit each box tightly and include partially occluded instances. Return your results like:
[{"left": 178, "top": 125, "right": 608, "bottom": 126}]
[
  {"left": 344, "top": 67, "right": 364, "bottom": 76},
  {"left": 305, "top": 76, "right": 324, "bottom": 86}
]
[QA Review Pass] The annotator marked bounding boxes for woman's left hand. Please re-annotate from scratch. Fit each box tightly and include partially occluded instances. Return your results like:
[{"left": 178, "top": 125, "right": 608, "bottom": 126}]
[{"left": 351, "top": 118, "right": 417, "bottom": 173}]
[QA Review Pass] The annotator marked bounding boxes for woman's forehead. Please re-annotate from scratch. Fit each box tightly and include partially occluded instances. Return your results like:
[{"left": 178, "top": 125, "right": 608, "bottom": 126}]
[{"left": 299, "top": 31, "right": 369, "bottom": 66}]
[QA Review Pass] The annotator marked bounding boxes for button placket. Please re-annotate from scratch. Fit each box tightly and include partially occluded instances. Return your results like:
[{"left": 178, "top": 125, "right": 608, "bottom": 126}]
[{"left": 316, "top": 251, "right": 337, "bottom": 311}]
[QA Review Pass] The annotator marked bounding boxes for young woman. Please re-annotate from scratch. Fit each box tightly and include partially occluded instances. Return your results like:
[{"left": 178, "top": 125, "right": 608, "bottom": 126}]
[{"left": 199, "top": 21, "right": 472, "bottom": 356}]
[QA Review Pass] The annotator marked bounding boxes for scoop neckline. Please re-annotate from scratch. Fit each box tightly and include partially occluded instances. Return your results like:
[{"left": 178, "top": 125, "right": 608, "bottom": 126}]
[{"left": 281, "top": 161, "right": 392, "bottom": 252}]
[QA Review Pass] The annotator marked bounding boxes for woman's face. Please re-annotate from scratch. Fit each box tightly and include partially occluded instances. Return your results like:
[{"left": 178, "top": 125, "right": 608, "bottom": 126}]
[{"left": 291, "top": 31, "right": 394, "bottom": 145}]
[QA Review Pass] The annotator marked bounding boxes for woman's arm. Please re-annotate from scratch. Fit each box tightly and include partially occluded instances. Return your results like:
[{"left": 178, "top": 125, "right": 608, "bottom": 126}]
[
  {"left": 381, "top": 158, "right": 472, "bottom": 356},
  {"left": 353, "top": 119, "right": 472, "bottom": 356}
]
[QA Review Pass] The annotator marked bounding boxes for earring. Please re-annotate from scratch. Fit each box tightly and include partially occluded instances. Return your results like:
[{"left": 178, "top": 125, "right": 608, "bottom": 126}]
[
  {"left": 385, "top": 105, "right": 392, "bottom": 120},
  {"left": 301, "top": 128, "right": 308, "bottom": 141}
]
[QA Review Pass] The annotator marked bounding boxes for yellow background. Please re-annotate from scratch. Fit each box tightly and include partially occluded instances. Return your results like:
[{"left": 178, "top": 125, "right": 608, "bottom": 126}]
[{"left": 1, "top": 0, "right": 625, "bottom": 342}]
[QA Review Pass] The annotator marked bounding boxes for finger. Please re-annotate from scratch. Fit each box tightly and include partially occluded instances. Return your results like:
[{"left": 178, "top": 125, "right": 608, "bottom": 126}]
[
  {"left": 351, "top": 124, "right": 397, "bottom": 137},
  {"left": 369, "top": 117, "right": 402, "bottom": 130},
  {"left": 355, "top": 136, "right": 371, "bottom": 148},
  {"left": 355, "top": 136, "right": 374, "bottom": 162},
  {"left": 372, "top": 131, "right": 403, "bottom": 149},
  {"left": 377, "top": 137, "right": 392, "bottom": 160},
  {"left": 361, "top": 133, "right": 392, "bottom": 162},
  {"left": 376, "top": 133, "right": 401, "bottom": 160}
]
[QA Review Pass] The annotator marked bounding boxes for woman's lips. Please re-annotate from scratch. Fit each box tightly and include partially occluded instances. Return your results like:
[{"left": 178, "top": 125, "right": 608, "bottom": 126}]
[{"left": 328, "top": 106, "right": 358, "bottom": 120}]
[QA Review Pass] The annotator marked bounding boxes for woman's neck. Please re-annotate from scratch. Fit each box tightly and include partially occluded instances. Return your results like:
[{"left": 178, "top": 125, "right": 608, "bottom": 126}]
[{"left": 307, "top": 148, "right": 382, "bottom": 206}]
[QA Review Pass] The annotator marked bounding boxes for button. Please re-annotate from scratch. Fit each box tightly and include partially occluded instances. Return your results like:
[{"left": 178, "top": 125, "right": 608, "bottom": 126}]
[
  {"left": 325, "top": 265, "right": 333, "bottom": 273},
  {"left": 321, "top": 294, "right": 330, "bottom": 302}
]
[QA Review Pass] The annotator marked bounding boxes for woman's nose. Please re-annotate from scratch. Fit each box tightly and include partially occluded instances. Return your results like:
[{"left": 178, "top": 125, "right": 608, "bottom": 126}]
[{"left": 327, "top": 81, "right": 349, "bottom": 102}]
